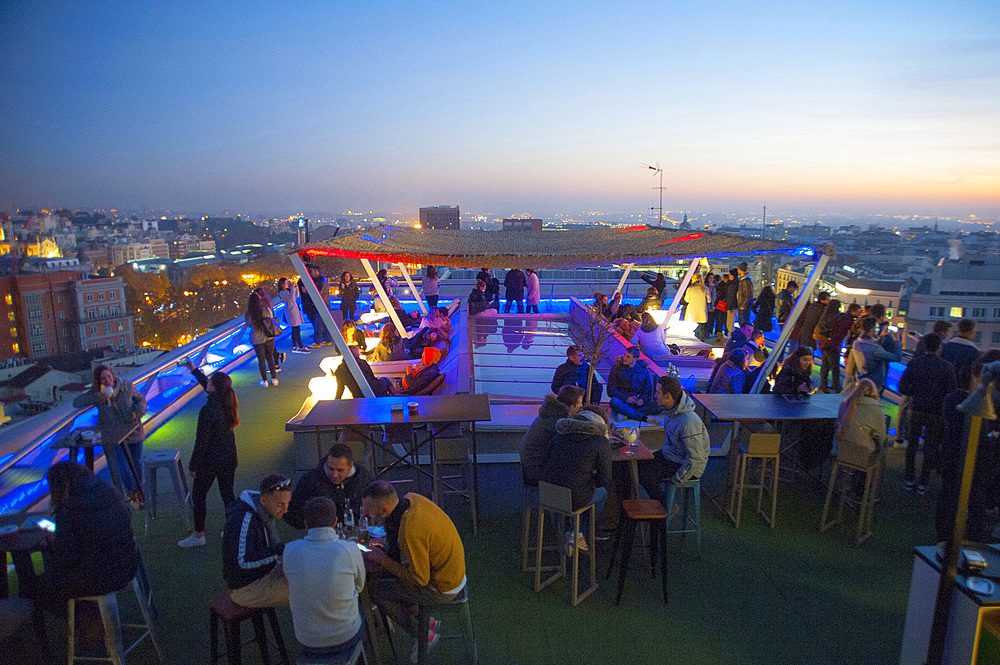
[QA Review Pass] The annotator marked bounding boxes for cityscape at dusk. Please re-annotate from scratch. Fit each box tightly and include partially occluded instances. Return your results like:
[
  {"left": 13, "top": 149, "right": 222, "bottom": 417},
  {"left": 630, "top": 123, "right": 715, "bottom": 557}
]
[
  {"left": 3, "top": 4, "right": 1000, "bottom": 665},
  {"left": 2, "top": 1, "right": 999, "bottom": 218}
]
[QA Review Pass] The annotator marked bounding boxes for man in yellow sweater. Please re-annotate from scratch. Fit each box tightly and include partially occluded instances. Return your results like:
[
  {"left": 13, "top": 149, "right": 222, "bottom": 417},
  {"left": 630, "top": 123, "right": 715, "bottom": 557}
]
[{"left": 361, "top": 481, "right": 466, "bottom": 663}]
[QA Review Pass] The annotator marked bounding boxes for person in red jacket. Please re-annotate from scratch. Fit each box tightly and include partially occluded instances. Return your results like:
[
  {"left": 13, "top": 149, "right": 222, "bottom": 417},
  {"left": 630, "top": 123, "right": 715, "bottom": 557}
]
[{"left": 814, "top": 300, "right": 857, "bottom": 393}]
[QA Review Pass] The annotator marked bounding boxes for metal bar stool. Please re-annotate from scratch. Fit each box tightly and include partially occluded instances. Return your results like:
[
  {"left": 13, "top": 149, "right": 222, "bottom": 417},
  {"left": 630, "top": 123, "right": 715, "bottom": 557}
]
[
  {"left": 534, "top": 481, "right": 597, "bottom": 606},
  {"left": 664, "top": 478, "right": 703, "bottom": 554},
  {"left": 296, "top": 639, "right": 367, "bottom": 665},
  {"left": 142, "top": 450, "right": 191, "bottom": 536},
  {"left": 413, "top": 586, "right": 477, "bottom": 665},
  {"left": 67, "top": 576, "right": 163, "bottom": 664},
  {"left": 606, "top": 499, "right": 668, "bottom": 605}
]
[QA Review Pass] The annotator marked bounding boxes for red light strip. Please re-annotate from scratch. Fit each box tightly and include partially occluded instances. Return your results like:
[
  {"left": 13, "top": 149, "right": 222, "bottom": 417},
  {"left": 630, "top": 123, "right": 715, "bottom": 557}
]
[{"left": 660, "top": 233, "right": 703, "bottom": 244}]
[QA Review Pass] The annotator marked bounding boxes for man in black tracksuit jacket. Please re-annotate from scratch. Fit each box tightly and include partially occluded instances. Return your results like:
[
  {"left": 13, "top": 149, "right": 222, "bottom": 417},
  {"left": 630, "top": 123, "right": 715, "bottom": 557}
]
[{"left": 222, "top": 476, "right": 292, "bottom": 607}]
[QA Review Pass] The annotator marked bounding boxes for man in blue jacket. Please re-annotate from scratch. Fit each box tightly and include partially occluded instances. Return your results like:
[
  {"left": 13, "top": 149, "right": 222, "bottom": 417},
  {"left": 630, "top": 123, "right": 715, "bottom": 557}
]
[
  {"left": 223, "top": 474, "right": 292, "bottom": 607},
  {"left": 608, "top": 346, "right": 658, "bottom": 421}
]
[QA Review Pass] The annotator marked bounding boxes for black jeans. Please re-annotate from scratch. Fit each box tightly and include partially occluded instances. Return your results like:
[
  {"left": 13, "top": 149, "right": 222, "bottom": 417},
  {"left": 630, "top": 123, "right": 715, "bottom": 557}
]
[
  {"left": 191, "top": 466, "right": 236, "bottom": 533},
  {"left": 819, "top": 347, "right": 841, "bottom": 393},
  {"left": 290, "top": 325, "right": 302, "bottom": 348},
  {"left": 637, "top": 451, "right": 683, "bottom": 503},
  {"left": 254, "top": 339, "right": 277, "bottom": 381},
  {"left": 526, "top": 303, "right": 539, "bottom": 314},
  {"left": 905, "top": 410, "right": 944, "bottom": 485},
  {"left": 426, "top": 296, "right": 439, "bottom": 309},
  {"left": 341, "top": 306, "right": 355, "bottom": 322},
  {"left": 504, "top": 298, "right": 524, "bottom": 313}
]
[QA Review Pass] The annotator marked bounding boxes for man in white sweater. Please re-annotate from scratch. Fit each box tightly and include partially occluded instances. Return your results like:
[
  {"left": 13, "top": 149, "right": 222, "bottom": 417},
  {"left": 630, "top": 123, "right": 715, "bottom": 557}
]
[{"left": 283, "top": 497, "right": 366, "bottom": 661}]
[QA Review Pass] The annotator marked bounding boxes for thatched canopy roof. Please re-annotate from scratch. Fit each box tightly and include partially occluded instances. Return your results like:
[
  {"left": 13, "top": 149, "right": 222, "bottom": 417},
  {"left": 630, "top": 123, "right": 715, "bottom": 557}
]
[{"left": 300, "top": 225, "right": 813, "bottom": 269}]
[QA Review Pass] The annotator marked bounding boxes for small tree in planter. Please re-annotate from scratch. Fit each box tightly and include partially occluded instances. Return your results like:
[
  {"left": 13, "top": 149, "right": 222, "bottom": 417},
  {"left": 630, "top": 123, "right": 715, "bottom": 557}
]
[{"left": 571, "top": 304, "right": 614, "bottom": 405}]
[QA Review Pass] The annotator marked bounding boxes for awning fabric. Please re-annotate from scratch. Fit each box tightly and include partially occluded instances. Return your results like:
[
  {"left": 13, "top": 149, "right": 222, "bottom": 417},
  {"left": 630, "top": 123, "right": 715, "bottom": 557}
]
[{"left": 299, "top": 225, "right": 812, "bottom": 269}]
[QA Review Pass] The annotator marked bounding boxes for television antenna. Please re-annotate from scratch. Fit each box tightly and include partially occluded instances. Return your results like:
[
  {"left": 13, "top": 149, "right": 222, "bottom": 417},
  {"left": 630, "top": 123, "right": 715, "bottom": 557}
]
[{"left": 640, "top": 163, "right": 664, "bottom": 227}]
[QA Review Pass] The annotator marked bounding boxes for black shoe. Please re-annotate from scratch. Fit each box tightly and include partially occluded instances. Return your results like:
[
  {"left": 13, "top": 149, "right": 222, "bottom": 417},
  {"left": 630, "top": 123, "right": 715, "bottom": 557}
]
[{"left": 904, "top": 480, "right": 916, "bottom": 491}]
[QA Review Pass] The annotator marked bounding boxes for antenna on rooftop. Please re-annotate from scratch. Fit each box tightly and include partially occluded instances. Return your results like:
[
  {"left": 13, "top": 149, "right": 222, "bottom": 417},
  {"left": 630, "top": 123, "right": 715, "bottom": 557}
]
[{"left": 640, "top": 163, "right": 664, "bottom": 227}]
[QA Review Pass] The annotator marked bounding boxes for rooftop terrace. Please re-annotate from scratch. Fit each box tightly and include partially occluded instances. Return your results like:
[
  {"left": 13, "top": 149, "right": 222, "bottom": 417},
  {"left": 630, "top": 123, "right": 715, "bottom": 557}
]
[{"left": 4, "top": 307, "right": 933, "bottom": 664}]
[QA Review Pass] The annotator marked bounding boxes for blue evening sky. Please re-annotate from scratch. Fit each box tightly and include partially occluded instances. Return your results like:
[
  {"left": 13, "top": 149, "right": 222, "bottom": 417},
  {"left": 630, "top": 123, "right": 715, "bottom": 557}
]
[{"left": 1, "top": 1, "right": 998, "bottom": 218}]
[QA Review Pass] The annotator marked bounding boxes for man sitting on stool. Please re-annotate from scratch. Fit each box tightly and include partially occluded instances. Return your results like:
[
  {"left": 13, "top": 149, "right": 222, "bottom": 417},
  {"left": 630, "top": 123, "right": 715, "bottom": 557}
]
[
  {"left": 361, "top": 481, "right": 466, "bottom": 663},
  {"left": 283, "top": 497, "right": 366, "bottom": 662},
  {"left": 607, "top": 346, "right": 658, "bottom": 422},
  {"left": 222, "top": 474, "right": 291, "bottom": 607},
  {"left": 638, "top": 375, "right": 711, "bottom": 504},
  {"left": 286, "top": 444, "right": 372, "bottom": 530}
]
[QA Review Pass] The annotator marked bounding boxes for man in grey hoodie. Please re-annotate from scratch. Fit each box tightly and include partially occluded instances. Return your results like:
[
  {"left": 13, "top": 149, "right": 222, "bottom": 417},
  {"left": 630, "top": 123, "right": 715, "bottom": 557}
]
[{"left": 638, "top": 375, "right": 710, "bottom": 503}]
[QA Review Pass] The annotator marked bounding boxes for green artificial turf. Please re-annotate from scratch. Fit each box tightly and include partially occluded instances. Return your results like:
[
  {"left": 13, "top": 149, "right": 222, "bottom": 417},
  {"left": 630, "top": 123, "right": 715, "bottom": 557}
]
[{"left": 7, "top": 346, "right": 935, "bottom": 664}]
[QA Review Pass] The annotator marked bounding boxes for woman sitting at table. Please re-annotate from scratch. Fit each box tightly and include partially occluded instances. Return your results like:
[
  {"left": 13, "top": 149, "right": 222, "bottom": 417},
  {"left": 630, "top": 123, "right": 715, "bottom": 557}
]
[
  {"left": 773, "top": 347, "right": 815, "bottom": 396},
  {"left": 709, "top": 349, "right": 748, "bottom": 395},
  {"left": 72, "top": 365, "right": 146, "bottom": 506},
  {"left": 835, "top": 379, "right": 891, "bottom": 469},
  {"left": 37, "top": 462, "right": 137, "bottom": 607}
]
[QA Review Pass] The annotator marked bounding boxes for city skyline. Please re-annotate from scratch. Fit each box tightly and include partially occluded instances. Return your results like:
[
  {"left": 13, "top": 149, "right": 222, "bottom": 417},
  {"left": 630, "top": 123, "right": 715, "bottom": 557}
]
[{"left": 2, "top": 2, "right": 999, "bottom": 218}]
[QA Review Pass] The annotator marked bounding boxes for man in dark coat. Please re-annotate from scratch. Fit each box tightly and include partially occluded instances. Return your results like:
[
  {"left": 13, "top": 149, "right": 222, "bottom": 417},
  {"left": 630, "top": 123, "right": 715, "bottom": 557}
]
[
  {"left": 607, "top": 346, "right": 658, "bottom": 421},
  {"left": 503, "top": 268, "right": 527, "bottom": 313},
  {"left": 551, "top": 345, "right": 602, "bottom": 404},
  {"left": 775, "top": 280, "right": 798, "bottom": 327},
  {"left": 792, "top": 291, "right": 830, "bottom": 348},
  {"left": 940, "top": 318, "right": 980, "bottom": 376},
  {"left": 38, "top": 462, "right": 138, "bottom": 605},
  {"left": 899, "top": 333, "right": 957, "bottom": 494},
  {"left": 519, "top": 386, "right": 584, "bottom": 487},
  {"left": 286, "top": 445, "right": 373, "bottom": 528}
]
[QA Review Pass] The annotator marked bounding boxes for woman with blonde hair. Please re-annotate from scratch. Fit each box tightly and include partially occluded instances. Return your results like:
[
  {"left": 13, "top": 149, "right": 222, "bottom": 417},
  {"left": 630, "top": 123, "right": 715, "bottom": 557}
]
[{"left": 836, "top": 378, "right": 891, "bottom": 466}]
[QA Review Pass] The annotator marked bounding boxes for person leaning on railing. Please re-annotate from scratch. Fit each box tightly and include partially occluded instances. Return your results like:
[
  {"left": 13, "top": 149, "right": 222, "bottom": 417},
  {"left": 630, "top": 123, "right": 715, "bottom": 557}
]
[{"left": 72, "top": 364, "right": 146, "bottom": 507}]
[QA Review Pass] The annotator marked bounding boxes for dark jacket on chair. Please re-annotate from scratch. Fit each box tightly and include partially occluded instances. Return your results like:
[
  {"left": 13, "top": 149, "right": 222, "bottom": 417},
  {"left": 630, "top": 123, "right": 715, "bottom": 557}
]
[
  {"left": 518, "top": 395, "right": 571, "bottom": 486},
  {"left": 540, "top": 415, "right": 613, "bottom": 510},
  {"left": 46, "top": 475, "right": 138, "bottom": 599}
]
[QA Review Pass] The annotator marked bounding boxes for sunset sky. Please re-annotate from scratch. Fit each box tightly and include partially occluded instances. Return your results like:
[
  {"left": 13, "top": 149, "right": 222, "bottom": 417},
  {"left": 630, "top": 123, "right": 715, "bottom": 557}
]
[{"left": 2, "top": 1, "right": 998, "bottom": 218}]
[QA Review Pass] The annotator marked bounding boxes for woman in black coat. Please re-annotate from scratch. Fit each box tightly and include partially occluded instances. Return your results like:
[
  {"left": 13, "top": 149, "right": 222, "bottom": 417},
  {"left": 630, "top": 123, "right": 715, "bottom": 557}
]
[
  {"left": 752, "top": 285, "right": 775, "bottom": 333},
  {"left": 39, "top": 462, "right": 137, "bottom": 605},
  {"left": 773, "top": 346, "right": 815, "bottom": 395},
  {"left": 178, "top": 362, "right": 239, "bottom": 548}
]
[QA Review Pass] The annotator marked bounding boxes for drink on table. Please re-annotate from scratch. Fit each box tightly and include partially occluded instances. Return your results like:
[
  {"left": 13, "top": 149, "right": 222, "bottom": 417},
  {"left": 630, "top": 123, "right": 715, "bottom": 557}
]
[
  {"left": 343, "top": 499, "right": 355, "bottom": 538},
  {"left": 358, "top": 515, "right": 370, "bottom": 546}
]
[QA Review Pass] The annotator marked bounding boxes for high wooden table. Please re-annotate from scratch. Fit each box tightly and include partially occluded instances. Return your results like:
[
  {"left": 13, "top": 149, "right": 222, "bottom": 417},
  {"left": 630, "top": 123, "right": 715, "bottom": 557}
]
[
  {"left": 692, "top": 393, "right": 844, "bottom": 522},
  {"left": 610, "top": 438, "right": 654, "bottom": 497},
  {"left": 287, "top": 394, "right": 492, "bottom": 532}
]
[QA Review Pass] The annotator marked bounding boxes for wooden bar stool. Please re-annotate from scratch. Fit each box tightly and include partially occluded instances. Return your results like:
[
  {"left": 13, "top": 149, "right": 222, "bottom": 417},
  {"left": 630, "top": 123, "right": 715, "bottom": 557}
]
[
  {"left": 143, "top": 449, "right": 191, "bottom": 536},
  {"left": 68, "top": 576, "right": 163, "bottom": 664},
  {"left": 412, "top": 587, "right": 477, "bottom": 665},
  {"left": 606, "top": 499, "right": 668, "bottom": 605},
  {"left": 534, "top": 481, "right": 597, "bottom": 606},
  {"left": 820, "top": 443, "right": 882, "bottom": 545},
  {"left": 728, "top": 433, "right": 780, "bottom": 528},
  {"left": 520, "top": 486, "right": 558, "bottom": 574},
  {"left": 209, "top": 594, "right": 289, "bottom": 665},
  {"left": 664, "top": 478, "right": 702, "bottom": 554}
]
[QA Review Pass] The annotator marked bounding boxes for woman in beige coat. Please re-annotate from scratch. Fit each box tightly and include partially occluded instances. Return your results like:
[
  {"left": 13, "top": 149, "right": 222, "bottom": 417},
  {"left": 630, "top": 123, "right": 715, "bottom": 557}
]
[{"left": 835, "top": 378, "right": 892, "bottom": 467}]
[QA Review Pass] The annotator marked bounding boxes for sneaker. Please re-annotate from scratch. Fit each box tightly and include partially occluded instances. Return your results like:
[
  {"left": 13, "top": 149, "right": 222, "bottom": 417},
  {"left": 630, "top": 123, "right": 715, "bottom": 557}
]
[
  {"left": 271, "top": 378, "right": 279, "bottom": 386},
  {"left": 126, "top": 490, "right": 144, "bottom": 510},
  {"left": 275, "top": 365, "right": 282, "bottom": 373},
  {"left": 311, "top": 342, "right": 323, "bottom": 348},
  {"left": 917, "top": 484, "right": 927, "bottom": 495},
  {"left": 291, "top": 347, "right": 308, "bottom": 354},
  {"left": 322, "top": 340, "right": 333, "bottom": 346},
  {"left": 178, "top": 534, "right": 206, "bottom": 548},
  {"left": 428, "top": 618, "right": 441, "bottom": 635},
  {"left": 904, "top": 480, "right": 916, "bottom": 491},
  {"left": 259, "top": 380, "right": 269, "bottom": 388},
  {"left": 410, "top": 627, "right": 441, "bottom": 663},
  {"left": 300, "top": 346, "right": 311, "bottom": 354},
  {"left": 576, "top": 534, "right": 589, "bottom": 552}
]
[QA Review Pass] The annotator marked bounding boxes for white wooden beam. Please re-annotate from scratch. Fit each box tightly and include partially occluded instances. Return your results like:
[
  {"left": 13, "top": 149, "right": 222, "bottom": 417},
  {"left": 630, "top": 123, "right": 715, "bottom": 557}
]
[{"left": 396, "top": 262, "right": 428, "bottom": 316}]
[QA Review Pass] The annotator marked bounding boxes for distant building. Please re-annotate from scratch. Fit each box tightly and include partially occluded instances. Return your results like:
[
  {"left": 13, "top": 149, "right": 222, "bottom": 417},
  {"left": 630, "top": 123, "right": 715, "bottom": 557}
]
[
  {"left": 906, "top": 255, "right": 1000, "bottom": 350},
  {"left": 0, "top": 271, "right": 134, "bottom": 361},
  {"left": 419, "top": 206, "right": 460, "bottom": 231},
  {"left": 108, "top": 240, "right": 153, "bottom": 268},
  {"left": 502, "top": 218, "right": 542, "bottom": 232}
]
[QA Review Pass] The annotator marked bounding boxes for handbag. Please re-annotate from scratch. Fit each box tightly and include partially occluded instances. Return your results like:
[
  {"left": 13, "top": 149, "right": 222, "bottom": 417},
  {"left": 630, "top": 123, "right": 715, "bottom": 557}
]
[
  {"left": 262, "top": 318, "right": 279, "bottom": 338},
  {"left": 715, "top": 300, "right": 728, "bottom": 313}
]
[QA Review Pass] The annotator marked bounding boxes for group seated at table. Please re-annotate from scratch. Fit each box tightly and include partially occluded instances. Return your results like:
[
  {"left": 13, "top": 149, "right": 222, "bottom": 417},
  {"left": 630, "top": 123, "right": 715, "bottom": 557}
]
[{"left": 285, "top": 443, "right": 372, "bottom": 530}]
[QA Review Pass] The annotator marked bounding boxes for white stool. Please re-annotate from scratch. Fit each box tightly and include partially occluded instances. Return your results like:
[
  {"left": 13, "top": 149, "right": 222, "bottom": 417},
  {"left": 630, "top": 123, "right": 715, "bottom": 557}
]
[
  {"left": 67, "top": 577, "right": 163, "bottom": 664},
  {"left": 143, "top": 450, "right": 191, "bottom": 536}
]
